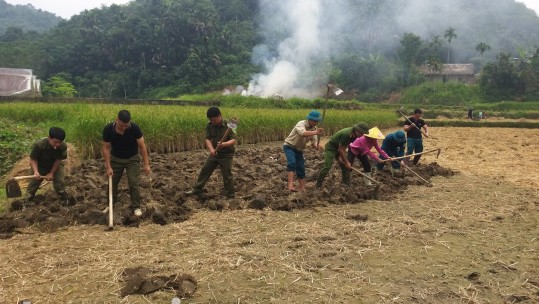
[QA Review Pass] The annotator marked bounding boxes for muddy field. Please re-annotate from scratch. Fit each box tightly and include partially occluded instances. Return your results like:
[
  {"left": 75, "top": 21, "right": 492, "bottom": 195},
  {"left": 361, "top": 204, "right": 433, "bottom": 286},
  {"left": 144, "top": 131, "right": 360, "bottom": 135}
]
[{"left": 0, "top": 127, "right": 537, "bottom": 303}]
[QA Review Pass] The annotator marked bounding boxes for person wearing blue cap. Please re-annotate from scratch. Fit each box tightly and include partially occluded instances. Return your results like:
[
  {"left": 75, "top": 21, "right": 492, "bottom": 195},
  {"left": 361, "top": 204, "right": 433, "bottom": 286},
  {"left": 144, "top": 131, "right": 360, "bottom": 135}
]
[
  {"left": 376, "top": 130, "right": 406, "bottom": 174},
  {"left": 283, "top": 110, "right": 323, "bottom": 192}
]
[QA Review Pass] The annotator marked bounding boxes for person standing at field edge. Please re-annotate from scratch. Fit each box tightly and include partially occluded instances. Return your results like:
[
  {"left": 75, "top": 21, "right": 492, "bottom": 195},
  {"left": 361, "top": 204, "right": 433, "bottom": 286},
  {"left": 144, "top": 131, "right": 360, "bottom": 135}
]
[
  {"left": 26, "top": 127, "right": 70, "bottom": 204},
  {"left": 283, "top": 110, "right": 323, "bottom": 192},
  {"left": 102, "top": 110, "right": 151, "bottom": 217},
  {"left": 404, "top": 108, "right": 429, "bottom": 165},
  {"left": 185, "top": 106, "right": 237, "bottom": 198},
  {"left": 316, "top": 123, "right": 369, "bottom": 188}
]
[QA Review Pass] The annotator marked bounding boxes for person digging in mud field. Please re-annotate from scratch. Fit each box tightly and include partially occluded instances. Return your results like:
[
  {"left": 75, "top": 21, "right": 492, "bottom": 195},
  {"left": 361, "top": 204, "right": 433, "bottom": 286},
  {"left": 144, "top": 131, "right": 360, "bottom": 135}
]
[
  {"left": 316, "top": 123, "right": 369, "bottom": 188},
  {"left": 283, "top": 110, "right": 323, "bottom": 192},
  {"left": 185, "top": 106, "right": 237, "bottom": 198},
  {"left": 376, "top": 130, "right": 406, "bottom": 175},
  {"left": 102, "top": 110, "right": 151, "bottom": 217},
  {"left": 26, "top": 127, "right": 70, "bottom": 204},
  {"left": 404, "top": 108, "right": 429, "bottom": 165},
  {"left": 348, "top": 127, "right": 390, "bottom": 186}
]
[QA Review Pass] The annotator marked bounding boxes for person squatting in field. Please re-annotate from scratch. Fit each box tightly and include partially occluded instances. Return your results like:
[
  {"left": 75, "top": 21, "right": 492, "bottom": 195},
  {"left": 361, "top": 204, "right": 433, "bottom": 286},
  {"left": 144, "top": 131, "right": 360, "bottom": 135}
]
[
  {"left": 283, "top": 110, "right": 323, "bottom": 192},
  {"left": 347, "top": 127, "right": 390, "bottom": 185},
  {"left": 316, "top": 123, "right": 370, "bottom": 188},
  {"left": 376, "top": 130, "right": 407, "bottom": 175},
  {"left": 185, "top": 106, "right": 237, "bottom": 198},
  {"left": 102, "top": 110, "right": 151, "bottom": 217},
  {"left": 26, "top": 127, "right": 70, "bottom": 203},
  {"left": 404, "top": 108, "right": 429, "bottom": 165}
]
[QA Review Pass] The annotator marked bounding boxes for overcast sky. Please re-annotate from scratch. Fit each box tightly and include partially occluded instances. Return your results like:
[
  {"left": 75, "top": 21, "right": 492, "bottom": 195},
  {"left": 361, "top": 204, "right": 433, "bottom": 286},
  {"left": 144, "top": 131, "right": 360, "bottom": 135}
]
[
  {"left": 4, "top": 0, "right": 539, "bottom": 19},
  {"left": 5, "top": 0, "right": 133, "bottom": 19}
]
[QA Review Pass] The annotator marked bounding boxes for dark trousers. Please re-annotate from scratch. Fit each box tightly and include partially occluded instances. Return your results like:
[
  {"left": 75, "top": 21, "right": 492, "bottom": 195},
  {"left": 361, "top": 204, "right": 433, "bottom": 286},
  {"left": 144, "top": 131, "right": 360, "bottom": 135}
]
[
  {"left": 406, "top": 138, "right": 424, "bottom": 165},
  {"left": 376, "top": 147, "right": 402, "bottom": 170},
  {"left": 347, "top": 150, "right": 371, "bottom": 172},
  {"left": 111, "top": 154, "right": 141, "bottom": 208},
  {"left": 27, "top": 164, "right": 66, "bottom": 197},
  {"left": 193, "top": 155, "right": 235, "bottom": 197}
]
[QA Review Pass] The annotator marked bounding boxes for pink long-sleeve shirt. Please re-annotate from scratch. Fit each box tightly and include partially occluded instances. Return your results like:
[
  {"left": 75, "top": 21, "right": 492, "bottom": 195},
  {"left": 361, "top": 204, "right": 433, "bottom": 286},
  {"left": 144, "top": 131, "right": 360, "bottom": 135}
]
[{"left": 349, "top": 136, "right": 389, "bottom": 161}]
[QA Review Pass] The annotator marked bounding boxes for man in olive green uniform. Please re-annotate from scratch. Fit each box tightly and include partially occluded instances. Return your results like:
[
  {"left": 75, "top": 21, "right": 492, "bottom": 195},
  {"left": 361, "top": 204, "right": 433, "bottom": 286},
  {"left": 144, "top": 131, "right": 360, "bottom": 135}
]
[
  {"left": 316, "top": 123, "right": 369, "bottom": 188},
  {"left": 186, "top": 106, "right": 237, "bottom": 198},
  {"left": 26, "top": 127, "right": 69, "bottom": 202}
]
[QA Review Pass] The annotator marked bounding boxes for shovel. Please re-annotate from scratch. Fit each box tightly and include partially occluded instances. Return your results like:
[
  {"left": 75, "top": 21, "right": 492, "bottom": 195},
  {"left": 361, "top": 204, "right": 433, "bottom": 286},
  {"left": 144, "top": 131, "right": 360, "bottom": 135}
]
[{"left": 5, "top": 175, "right": 44, "bottom": 198}]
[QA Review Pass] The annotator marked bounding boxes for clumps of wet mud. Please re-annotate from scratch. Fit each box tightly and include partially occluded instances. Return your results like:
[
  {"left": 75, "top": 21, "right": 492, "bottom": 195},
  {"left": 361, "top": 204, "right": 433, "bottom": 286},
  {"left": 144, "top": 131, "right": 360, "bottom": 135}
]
[
  {"left": 120, "top": 266, "right": 197, "bottom": 298},
  {"left": 0, "top": 144, "right": 455, "bottom": 238}
]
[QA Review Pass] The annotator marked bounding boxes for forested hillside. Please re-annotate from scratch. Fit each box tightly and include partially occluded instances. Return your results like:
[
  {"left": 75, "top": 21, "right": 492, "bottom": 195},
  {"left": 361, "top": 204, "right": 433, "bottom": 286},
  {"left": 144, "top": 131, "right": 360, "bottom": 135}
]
[
  {"left": 0, "top": 0, "right": 62, "bottom": 34},
  {"left": 0, "top": 0, "right": 538, "bottom": 101}
]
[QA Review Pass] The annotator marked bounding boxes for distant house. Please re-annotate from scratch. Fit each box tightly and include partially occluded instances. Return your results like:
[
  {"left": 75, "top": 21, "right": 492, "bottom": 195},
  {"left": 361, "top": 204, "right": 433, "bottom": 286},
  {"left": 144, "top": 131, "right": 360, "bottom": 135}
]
[
  {"left": 420, "top": 64, "right": 476, "bottom": 84},
  {"left": 0, "top": 68, "right": 41, "bottom": 97}
]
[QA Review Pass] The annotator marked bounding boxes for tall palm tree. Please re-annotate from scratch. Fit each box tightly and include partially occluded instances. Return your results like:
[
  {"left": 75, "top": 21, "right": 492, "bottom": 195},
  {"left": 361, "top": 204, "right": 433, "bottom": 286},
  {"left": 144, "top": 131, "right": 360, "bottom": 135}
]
[
  {"left": 444, "top": 27, "right": 457, "bottom": 63},
  {"left": 430, "top": 35, "right": 442, "bottom": 58}
]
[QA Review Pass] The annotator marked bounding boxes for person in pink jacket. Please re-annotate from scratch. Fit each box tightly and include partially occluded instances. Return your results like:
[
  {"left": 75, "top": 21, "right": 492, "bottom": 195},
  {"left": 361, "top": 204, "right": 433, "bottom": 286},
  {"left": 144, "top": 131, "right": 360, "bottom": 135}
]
[{"left": 347, "top": 127, "right": 389, "bottom": 185}]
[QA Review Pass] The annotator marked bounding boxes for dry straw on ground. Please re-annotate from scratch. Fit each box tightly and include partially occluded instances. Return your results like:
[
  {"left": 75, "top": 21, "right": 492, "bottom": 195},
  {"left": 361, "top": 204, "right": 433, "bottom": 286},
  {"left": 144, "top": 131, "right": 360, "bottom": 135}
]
[{"left": 0, "top": 127, "right": 538, "bottom": 303}]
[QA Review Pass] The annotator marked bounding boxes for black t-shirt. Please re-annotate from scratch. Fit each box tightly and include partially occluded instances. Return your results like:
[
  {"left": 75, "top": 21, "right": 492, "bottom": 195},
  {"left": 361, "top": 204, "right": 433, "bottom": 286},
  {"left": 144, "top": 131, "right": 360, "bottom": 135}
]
[
  {"left": 103, "top": 122, "right": 143, "bottom": 158},
  {"left": 404, "top": 117, "right": 426, "bottom": 139}
]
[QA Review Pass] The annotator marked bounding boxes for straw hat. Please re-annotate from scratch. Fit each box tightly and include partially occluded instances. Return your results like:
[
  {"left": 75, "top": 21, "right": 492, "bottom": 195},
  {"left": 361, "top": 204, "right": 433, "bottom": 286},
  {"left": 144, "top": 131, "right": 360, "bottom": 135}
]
[{"left": 365, "top": 127, "right": 385, "bottom": 139}]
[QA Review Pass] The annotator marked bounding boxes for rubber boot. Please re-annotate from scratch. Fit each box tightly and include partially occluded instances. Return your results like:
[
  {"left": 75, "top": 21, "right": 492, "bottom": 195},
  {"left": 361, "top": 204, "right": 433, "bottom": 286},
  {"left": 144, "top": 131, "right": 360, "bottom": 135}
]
[
  {"left": 363, "top": 172, "right": 372, "bottom": 186},
  {"left": 413, "top": 155, "right": 421, "bottom": 166}
]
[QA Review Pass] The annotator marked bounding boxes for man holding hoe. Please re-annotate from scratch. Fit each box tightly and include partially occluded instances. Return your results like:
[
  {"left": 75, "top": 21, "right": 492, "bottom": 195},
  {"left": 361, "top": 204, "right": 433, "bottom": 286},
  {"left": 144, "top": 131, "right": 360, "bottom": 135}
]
[
  {"left": 283, "top": 110, "right": 323, "bottom": 192},
  {"left": 102, "top": 110, "right": 151, "bottom": 217},
  {"left": 316, "top": 123, "right": 369, "bottom": 188},
  {"left": 404, "top": 108, "right": 429, "bottom": 165},
  {"left": 26, "top": 127, "right": 69, "bottom": 204},
  {"left": 185, "top": 106, "right": 237, "bottom": 198}
]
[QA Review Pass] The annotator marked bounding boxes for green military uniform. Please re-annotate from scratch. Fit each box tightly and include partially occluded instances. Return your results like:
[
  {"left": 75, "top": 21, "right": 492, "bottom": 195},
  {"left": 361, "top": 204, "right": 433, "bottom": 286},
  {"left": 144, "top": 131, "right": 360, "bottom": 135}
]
[
  {"left": 316, "top": 127, "right": 356, "bottom": 187},
  {"left": 191, "top": 120, "right": 237, "bottom": 197},
  {"left": 27, "top": 138, "right": 68, "bottom": 198}
]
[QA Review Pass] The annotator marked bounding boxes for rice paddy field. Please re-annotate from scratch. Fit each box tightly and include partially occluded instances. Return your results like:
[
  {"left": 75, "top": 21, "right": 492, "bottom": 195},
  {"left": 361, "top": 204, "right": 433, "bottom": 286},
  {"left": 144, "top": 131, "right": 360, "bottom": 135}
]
[{"left": 0, "top": 100, "right": 538, "bottom": 303}]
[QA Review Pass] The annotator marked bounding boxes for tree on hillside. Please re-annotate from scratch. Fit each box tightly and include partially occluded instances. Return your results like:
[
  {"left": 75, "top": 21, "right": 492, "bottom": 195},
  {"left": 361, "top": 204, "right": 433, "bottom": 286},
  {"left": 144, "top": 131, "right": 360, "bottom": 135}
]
[
  {"left": 42, "top": 74, "right": 78, "bottom": 97},
  {"left": 478, "top": 53, "right": 523, "bottom": 101},
  {"left": 429, "top": 35, "right": 443, "bottom": 59},
  {"left": 476, "top": 42, "right": 491, "bottom": 57},
  {"left": 444, "top": 27, "right": 457, "bottom": 63},
  {"left": 398, "top": 33, "right": 426, "bottom": 86}
]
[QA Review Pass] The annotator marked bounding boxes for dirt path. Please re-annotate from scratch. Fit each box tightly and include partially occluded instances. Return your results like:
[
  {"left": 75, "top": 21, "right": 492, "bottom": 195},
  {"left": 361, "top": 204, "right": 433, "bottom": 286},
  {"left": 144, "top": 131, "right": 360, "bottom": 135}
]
[{"left": 0, "top": 127, "right": 537, "bottom": 303}]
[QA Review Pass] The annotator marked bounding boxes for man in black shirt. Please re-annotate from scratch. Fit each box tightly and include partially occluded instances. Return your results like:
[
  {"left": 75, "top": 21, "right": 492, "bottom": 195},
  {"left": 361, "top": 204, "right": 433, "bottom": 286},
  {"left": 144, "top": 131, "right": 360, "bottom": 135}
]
[
  {"left": 185, "top": 107, "right": 237, "bottom": 198},
  {"left": 26, "top": 127, "right": 69, "bottom": 203},
  {"left": 102, "top": 110, "right": 150, "bottom": 216},
  {"left": 404, "top": 108, "right": 429, "bottom": 165}
]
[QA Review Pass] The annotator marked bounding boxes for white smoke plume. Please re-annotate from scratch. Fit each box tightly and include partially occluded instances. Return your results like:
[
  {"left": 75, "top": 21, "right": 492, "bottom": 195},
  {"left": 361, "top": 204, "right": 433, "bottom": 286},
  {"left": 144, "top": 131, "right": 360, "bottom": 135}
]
[{"left": 247, "top": 0, "right": 330, "bottom": 98}]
